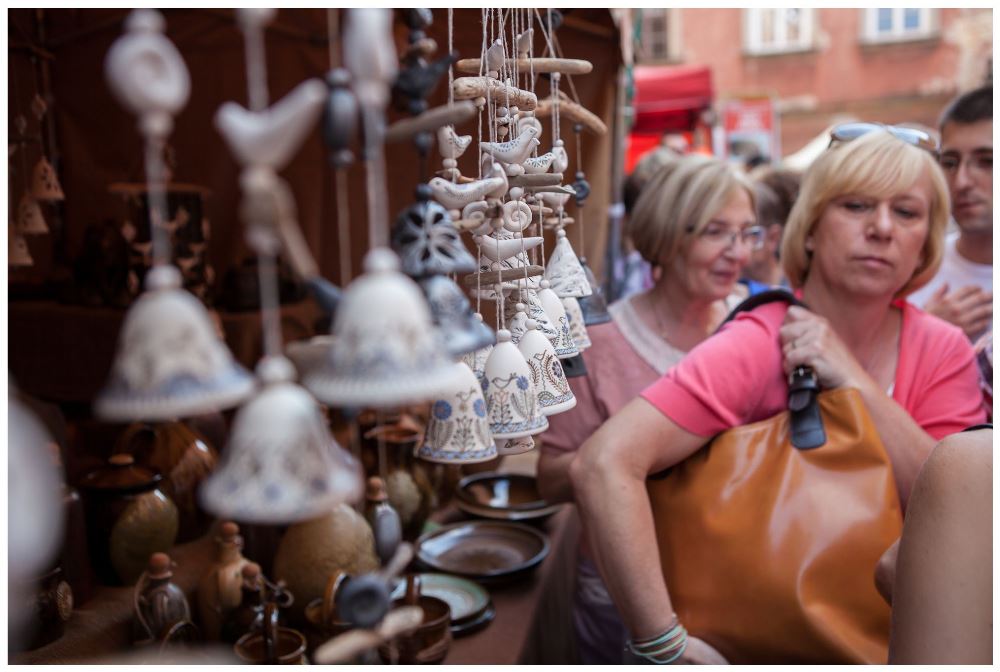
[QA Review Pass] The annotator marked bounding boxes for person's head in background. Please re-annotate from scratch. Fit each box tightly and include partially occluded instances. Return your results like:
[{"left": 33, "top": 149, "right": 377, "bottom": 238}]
[
  {"left": 938, "top": 85, "right": 992, "bottom": 259},
  {"left": 661, "top": 133, "right": 690, "bottom": 155},
  {"left": 742, "top": 168, "right": 802, "bottom": 288}
]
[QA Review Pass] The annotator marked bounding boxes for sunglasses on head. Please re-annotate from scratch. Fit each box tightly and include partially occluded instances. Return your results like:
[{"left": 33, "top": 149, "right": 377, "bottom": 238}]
[{"left": 828, "top": 122, "right": 940, "bottom": 157}]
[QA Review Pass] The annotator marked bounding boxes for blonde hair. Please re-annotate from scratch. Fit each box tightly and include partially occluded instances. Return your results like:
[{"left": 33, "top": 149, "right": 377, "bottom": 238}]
[
  {"left": 627, "top": 155, "right": 756, "bottom": 268},
  {"left": 781, "top": 131, "right": 950, "bottom": 297}
]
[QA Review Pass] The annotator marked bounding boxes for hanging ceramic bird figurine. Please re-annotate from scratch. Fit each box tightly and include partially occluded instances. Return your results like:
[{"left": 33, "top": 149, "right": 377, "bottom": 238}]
[
  {"left": 474, "top": 234, "right": 543, "bottom": 263},
  {"left": 522, "top": 152, "right": 556, "bottom": 175},
  {"left": 485, "top": 39, "right": 505, "bottom": 77},
  {"left": 480, "top": 126, "right": 540, "bottom": 166},
  {"left": 344, "top": 9, "right": 398, "bottom": 111},
  {"left": 437, "top": 125, "right": 472, "bottom": 160},
  {"left": 428, "top": 175, "right": 507, "bottom": 212},
  {"left": 393, "top": 52, "right": 459, "bottom": 116},
  {"left": 516, "top": 29, "right": 534, "bottom": 58}
]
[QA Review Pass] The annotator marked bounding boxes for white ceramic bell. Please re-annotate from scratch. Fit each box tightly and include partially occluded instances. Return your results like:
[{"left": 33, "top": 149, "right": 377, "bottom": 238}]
[
  {"left": 29, "top": 157, "right": 65, "bottom": 202},
  {"left": 482, "top": 329, "right": 548, "bottom": 440},
  {"left": 544, "top": 229, "right": 592, "bottom": 299},
  {"left": 562, "top": 296, "right": 592, "bottom": 351},
  {"left": 537, "top": 279, "right": 579, "bottom": 360},
  {"left": 417, "top": 362, "right": 497, "bottom": 464},
  {"left": 8, "top": 225, "right": 33, "bottom": 267},
  {"left": 460, "top": 319, "right": 493, "bottom": 384},
  {"left": 304, "top": 248, "right": 463, "bottom": 409},
  {"left": 95, "top": 265, "right": 255, "bottom": 421},
  {"left": 517, "top": 317, "right": 575, "bottom": 416},
  {"left": 200, "top": 356, "right": 364, "bottom": 524},
  {"left": 497, "top": 436, "right": 535, "bottom": 456},
  {"left": 16, "top": 192, "right": 48, "bottom": 235},
  {"left": 506, "top": 294, "right": 564, "bottom": 354}
]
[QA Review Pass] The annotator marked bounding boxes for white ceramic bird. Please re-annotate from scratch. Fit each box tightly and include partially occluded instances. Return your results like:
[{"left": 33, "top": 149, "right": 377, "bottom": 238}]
[
  {"left": 522, "top": 152, "right": 556, "bottom": 175},
  {"left": 429, "top": 176, "right": 508, "bottom": 211},
  {"left": 344, "top": 9, "right": 398, "bottom": 110},
  {"left": 474, "top": 235, "right": 543, "bottom": 263},
  {"left": 480, "top": 157, "right": 509, "bottom": 199},
  {"left": 215, "top": 79, "right": 327, "bottom": 170},
  {"left": 437, "top": 125, "right": 472, "bottom": 160},
  {"left": 516, "top": 29, "right": 534, "bottom": 58},
  {"left": 485, "top": 39, "right": 505, "bottom": 74},
  {"left": 479, "top": 126, "right": 540, "bottom": 166}
]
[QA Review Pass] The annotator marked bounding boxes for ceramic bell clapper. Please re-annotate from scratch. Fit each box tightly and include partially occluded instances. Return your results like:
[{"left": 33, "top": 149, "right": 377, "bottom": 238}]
[
  {"left": 304, "top": 248, "right": 463, "bottom": 409},
  {"left": 30, "top": 157, "right": 65, "bottom": 202},
  {"left": 17, "top": 192, "right": 48, "bottom": 235},
  {"left": 419, "top": 274, "right": 495, "bottom": 357},
  {"left": 200, "top": 356, "right": 364, "bottom": 524},
  {"left": 197, "top": 522, "right": 251, "bottom": 641},
  {"left": 516, "top": 315, "right": 576, "bottom": 416},
  {"left": 578, "top": 256, "right": 612, "bottom": 326},
  {"left": 562, "top": 296, "right": 592, "bottom": 351},
  {"left": 365, "top": 477, "right": 403, "bottom": 567},
  {"left": 544, "top": 229, "right": 592, "bottom": 299},
  {"left": 94, "top": 266, "right": 255, "bottom": 422},
  {"left": 482, "top": 329, "right": 548, "bottom": 440},
  {"left": 418, "top": 361, "right": 497, "bottom": 464},
  {"left": 391, "top": 187, "right": 477, "bottom": 278},
  {"left": 537, "top": 279, "right": 579, "bottom": 360},
  {"left": 132, "top": 552, "right": 193, "bottom": 646}
]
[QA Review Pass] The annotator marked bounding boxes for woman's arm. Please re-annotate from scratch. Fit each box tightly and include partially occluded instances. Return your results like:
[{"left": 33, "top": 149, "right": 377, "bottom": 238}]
[{"left": 536, "top": 449, "right": 575, "bottom": 504}]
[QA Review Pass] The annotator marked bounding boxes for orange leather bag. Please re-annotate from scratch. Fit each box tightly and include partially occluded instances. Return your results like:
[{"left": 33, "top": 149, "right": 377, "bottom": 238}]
[{"left": 647, "top": 292, "right": 903, "bottom": 664}]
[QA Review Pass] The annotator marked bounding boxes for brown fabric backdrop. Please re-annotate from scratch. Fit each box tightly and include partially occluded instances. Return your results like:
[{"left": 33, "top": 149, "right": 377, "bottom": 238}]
[{"left": 13, "top": 8, "right": 621, "bottom": 290}]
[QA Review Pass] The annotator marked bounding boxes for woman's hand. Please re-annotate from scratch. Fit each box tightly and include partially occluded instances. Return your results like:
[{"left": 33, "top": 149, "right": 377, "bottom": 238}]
[
  {"left": 779, "top": 306, "right": 868, "bottom": 389},
  {"left": 679, "top": 637, "right": 729, "bottom": 664}
]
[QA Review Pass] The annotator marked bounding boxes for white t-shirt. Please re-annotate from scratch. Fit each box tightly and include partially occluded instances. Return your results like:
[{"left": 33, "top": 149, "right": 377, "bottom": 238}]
[{"left": 908, "top": 232, "right": 992, "bottom": 338}]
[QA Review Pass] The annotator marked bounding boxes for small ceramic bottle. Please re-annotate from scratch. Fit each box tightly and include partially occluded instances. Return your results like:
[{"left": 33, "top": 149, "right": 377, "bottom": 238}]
[
  {"left": 132, "top": 552, "right": 191, "bottom": 645},
  {"left": 364, "top": 476, "right": 402, "bottom": 566},
  {"left": 221, "top": 563, "right": 265, "bottom": 644},
  {"left": 197, "top": 521, "right": 250, "bottom": 641}
]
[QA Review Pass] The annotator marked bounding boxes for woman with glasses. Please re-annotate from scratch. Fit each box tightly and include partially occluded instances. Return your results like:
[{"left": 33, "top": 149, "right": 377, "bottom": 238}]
[
  {"left": 537, "top": 154, "right": 758, "bottom": 664},
  {"left": 570, "top": 130, "right": 986, "bottom": 663}
]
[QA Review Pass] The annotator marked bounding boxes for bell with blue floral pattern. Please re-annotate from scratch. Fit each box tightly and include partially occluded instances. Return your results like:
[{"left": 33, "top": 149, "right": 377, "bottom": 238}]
[
  {"left": 417, "top": 362, "right": 497, "bottom": 464},
  {"left": 481, "top": 329, "right": 548, "bottom": 440}
]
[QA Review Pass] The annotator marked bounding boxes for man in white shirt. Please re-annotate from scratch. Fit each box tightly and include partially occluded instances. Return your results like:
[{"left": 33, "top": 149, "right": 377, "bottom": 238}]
[{"left": 908, "top": 86, "right": 992, "bottom": 341}]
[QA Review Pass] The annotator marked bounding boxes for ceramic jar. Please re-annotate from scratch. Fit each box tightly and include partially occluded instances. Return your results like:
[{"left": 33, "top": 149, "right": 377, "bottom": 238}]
[
  {"left": 116, "top": 421, "right": 218, "bottom": 542},
  {"left": 79, "top": 454, "right": 179, "bottom": 586},
  {"left": 132, "top": 552, "right": 192, "bottom": 645},
  {"left": 378, "top": 575, "right": 451, "bottom": 664},
  {"left": 197, "top": 522, "right": 251, "bottom": 641},
  {"left": 361, "top": 425, "right": 435, "bottom": 541}
]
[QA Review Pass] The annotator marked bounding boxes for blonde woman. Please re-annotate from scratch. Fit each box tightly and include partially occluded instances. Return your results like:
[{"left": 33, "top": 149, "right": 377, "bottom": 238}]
[
  {"left": 538, "top": 154, "right": 759, "bottom": 663},
  {"left": 570, "top": 129, "right": 986, "bottom": 663}
]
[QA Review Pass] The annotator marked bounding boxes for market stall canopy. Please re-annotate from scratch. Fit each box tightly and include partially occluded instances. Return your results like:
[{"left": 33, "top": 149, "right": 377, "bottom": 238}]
[{"left": 630, "top": 64, "right": 713, "bottom": 135}]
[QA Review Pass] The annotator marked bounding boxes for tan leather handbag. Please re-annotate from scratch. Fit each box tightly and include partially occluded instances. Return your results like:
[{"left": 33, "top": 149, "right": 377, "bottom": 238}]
[{"left": 647, "top": 291, "right": 902, "bottom": 663}]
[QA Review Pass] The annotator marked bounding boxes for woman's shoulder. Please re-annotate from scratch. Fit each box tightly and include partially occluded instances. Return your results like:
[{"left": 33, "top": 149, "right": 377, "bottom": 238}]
[{"left": 900, "top": 300, "right": 974, "bottom": 354}]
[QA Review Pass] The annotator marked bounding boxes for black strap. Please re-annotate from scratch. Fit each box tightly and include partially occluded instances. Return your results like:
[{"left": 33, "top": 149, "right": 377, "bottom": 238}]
[
  {"left": 962, "top": 423, "right": 993, "bottom": 432},
  {"left": 718, "top": 288, "right": 826, "bottom": 450}
]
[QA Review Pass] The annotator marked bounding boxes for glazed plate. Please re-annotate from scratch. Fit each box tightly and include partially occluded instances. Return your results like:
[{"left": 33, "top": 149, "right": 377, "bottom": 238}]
[
  {"left": 390, "top": 573, "right": 495, "bottom": 636},
  {"left": 415, "top": 521, "right": 550, "bottom": 583},
  {"left": 455, "top": 472, "right": 563, "bottom": 521}
]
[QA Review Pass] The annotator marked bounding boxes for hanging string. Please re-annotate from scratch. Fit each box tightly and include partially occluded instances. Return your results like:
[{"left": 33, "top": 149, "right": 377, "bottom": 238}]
[
  {"left": 327, "top": 9, "right": 353, "bottom": 288},
  {"left": 576, "top": 128, "right": 585, "bottom": 254},
  {"left": 447, "top": 8, "right": 454, "bottom": 106}
]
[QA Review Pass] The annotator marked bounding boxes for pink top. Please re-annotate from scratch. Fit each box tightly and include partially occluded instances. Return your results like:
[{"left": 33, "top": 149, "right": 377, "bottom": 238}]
[{"left": 641, "top": 300, "right": 986, "bottom": 440}]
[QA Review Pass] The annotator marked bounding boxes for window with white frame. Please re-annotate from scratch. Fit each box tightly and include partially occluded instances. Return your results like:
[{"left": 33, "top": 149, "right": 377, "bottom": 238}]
[
  {"left": 637, "top": 9, "right": 681, "bottom": 63},
  {"left": 744, "top": 8, "right": 815, "bottom": 55},
  {"left": 862, "top": 8, "right": 936, "bottom": 43}
]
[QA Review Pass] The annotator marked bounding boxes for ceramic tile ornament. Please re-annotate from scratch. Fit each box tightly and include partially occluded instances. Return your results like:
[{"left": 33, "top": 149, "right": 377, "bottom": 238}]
[
  {"left": 481, "top": 329, "right": 548, "bottom": 440},
  {"left": 517, "top": 316, "right": 575, "bottom": 416},
  {"left": 417, "top": 361, "right": 497, "bottom": 465},
  {"left": 544, "top": 229, "right": 592, "bottom": 299},
  {"left": 419, "top": 274, "right": 496, "bottom": 357},
  {"left": 562, "top": 296, "right": 592, "bottom": 350},
  {"left": 578, "top": 256, "right": 612, "bottom": 326},
  {"left": 30, "top": 157, "right": 65, "bottom": 202},
  {"left": 16, "top": 193, "right": 48, "bottom": 235},
  {"left": 304, "top": 248, "right": 463, "bottom": 409},
  {"left": 537, "top": 279, "right": 579, "bottom": 361},
  {"left": 391, "top": 195, "right": 477, "bottom": 278},
  {"left": 200, "top": 356, "right": 364, "bottom": 524},
  {"left": 95, "top": 266, "right": 256, "bottom": 422}
]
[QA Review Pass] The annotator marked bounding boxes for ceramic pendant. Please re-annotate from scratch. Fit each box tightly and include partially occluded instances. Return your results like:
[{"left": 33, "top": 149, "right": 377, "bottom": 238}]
[
  {"left": 482, "top": 329, "right": 548, "bottom": 440},
  {"left": 365, "top": 477, "right": 403, "bottom": 567},
  {"left": 498, "top": 436, "right": 534, "bottom": 456},
  {"left": 479, "top": 126, "right": 540, "bottom": 166},
  {"left": 537, "top": 279, "right": 580, "bottom": 360},
  {"left": 323, "top": 69, "right": 360, "bottom": 168},
  {"left": 419, "top": 275, "right": 496, "bottom": 357},
  {"left": 578, "top": 257, "right": 612, "bottom": 325},
  {"left": 536, "top": 190, "right": 572, "bottom": 213},
  {"left": 30, "top": 157, "right": 65, "bottom": 202},
  {"left": 562, "top": 296, "right": 592, "bottom": 351},
  {"left": 104, "top": 9, "right": 190, "bottom": 135},
  {"left": 474, "top": 234, "right": 543, "bottom": 263},
  {"left": 428, "top": 175, "right": 506, "bottom": 213},
  {"left": 304, "top": 248, "right": 464, "bottom": 409},
  {"left": 17, "top": 192, "right": 48, "bottom": 235},
  {"left": 480, "top": 157, "right": 510, "bottom": 199},
  {"left": 393, "top": 51, "right": 458, "bottom": 116},
  {"left": 516, "top": 114, "right": 543, "bottom": 137},
  {"left": 501, "top": 200, "right": 533, "bottom": 233},
  {"left": 522, "top": 152, "right": 556, "bottom": 175},
  {"left": 95, "top": 266, "right": 255, "bottom": 422},
  {"left": 551, "top": 142, "right": 569, "bottom": 173},
  {"left": 215, "top": 79, "right": 327, "bottom": 170},
  {"left": 437, "top": 125, "right": 472, "bottom": 161},
  {"left": 391, "top": 197, "right": 477, "bottom": 278},
  {"left": 484, "top": 39, "right": 505, "bottom": 77},
  {"left": 344, "top": 9, "right": 398, "bottom": 110},
  {"left": 517, "top": 316, "right": 575, "bottom": 416},
  {"left": 572, "top": 171, "right": 592, "bottom": 206},
  {"left": 544, "top": 229, "right": 592, "bottom": 299},
  {"left": 516, "top": 29, "right": 534, "bottom": 58},
  {"left": 418, "top": 361, "right": 497, "bottom": 465}
]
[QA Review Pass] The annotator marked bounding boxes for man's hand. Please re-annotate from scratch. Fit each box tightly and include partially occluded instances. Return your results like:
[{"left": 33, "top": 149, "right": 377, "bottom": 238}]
[{"left": 924, "top": 284, "right": 992, "bottom": 339}]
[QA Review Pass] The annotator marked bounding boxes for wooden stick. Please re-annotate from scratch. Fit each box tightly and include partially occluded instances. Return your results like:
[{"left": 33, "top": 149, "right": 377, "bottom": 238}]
[
  {"left": 463, "top": 265, "right": 544, "bottom": 286},
  {"left": 525, "top": 184, "right": 577, "bottom": 195},
  {"left": 526, "top": 204, "right": 553, "bottom": 215},
  {"left": 385, "top": 102, "right": 476, "bottom": 143},
  {"left": 452, "top": 77, "right": 537, "bottom": 111},
  {"left": 455, "top": 57, "right": 593, "bottom": 75},
  {"left": 535, "top": 91, "right": 608, "bottom": 136},
  {"left": 508, "top": 173, "right": 563, "bottom": 187}
]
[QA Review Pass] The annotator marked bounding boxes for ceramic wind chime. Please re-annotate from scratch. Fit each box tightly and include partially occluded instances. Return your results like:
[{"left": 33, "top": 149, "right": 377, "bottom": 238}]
[
  {"left": 200, "top": 9, "right": 363, "bottom": 524},
  {"left": 95, "top": 9, "right": 254, "bottom": 422}
]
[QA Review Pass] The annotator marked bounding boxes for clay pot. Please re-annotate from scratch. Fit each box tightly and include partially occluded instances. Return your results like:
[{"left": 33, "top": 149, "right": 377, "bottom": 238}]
[
  {"left": 303, "top": 570, "right": 353, "bottom": 652},
  {"left": 235, "top": 603, "right": 308, "bottom": 665},
  {"left": 132, "top": 552, "right": 191, "bottom": 645},
  {"left": 116, "top": 421, "right": 217, "bottom": 542},
  {"left": 361, "top": 425, "right": 435, "bottom": 541},
  {"left": 378, "top": 575, "right": 451, "bottom": 664},
  {"left": 78, "top": 454, "right": 179, "bottom": 586}
]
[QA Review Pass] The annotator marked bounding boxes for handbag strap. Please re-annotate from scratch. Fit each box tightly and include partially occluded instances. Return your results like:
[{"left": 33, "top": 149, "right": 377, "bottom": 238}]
[{"left": 718, "top": 288, "right": 827, "bottom": 450}]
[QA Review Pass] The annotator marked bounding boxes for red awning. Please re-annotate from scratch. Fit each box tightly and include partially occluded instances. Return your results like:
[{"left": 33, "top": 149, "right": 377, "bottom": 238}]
[{"left": 631, "top": 64, "right": 713, "bottom": 135}]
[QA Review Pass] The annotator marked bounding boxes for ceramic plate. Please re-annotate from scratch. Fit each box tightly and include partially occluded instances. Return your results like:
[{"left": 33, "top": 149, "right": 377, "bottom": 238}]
[
  {"left": 415, "top": 521, "right": 550, "bottom": 583},
  {"left": 456, "top": 472, "right": 554, "bottom": 512},
  {"left": 455, "top": 498, "right": 562, "bottom": 522}
]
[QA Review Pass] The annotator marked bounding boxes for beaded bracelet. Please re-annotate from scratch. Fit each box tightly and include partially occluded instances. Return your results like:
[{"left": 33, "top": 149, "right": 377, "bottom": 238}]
[{"left": 626, "top": 620, "right": 689, "bottom": 664}]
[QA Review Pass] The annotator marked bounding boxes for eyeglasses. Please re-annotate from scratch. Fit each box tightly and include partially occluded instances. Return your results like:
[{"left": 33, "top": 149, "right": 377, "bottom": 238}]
[
  {"left": 828, "top": 122, "right": 940, "bottom": 157},
  {"left": 690, "top": 224, "right": 765, "bottom": 251}
]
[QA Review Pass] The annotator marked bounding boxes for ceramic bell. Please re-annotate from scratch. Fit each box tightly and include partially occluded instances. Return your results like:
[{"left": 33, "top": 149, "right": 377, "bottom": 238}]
[
  {"left": 537, "top": 279, "right": 579, "bottom": 360},
  {"left": 419, "top": 275, "right": 495, "bottom": 357},
  {"left": 200, "top": 356, "right": 364, "bottom": 524},
  {"left": 498, "top": 436, "right": 535, "bottom": 456},
  {"left": 505, "top": 293, "right": 563, "bottom": 355},
  {"left": 482, "top": 329, "right": 548, "bottom": 440},
  {"left": 8, "top": 225, "right": 34, "bottom": 267},
  {"left": 304, "top": 248, "right": 463, "bottom": 409},
  {"left": 95, "top": 266, "right": 255, "bottom": 422},
  {"left": 30, "top": 157, "right": 65, "bottom": 202},
  {"left": 562, "top": 296, "right": 592, "bottom": 350},
  {"left": 418, "top": 361, "right": 497, "bottom": 464},
  {"left": 391, "top": 195, "right": 477, "bottom": 278},
  {"left": 578, "top": 257, "right": 611, "bottom": 326},
  {"left": 459, "top": 328, "right": 493, "bottom": 385},
  {"left": 17, "top": 192, "right": 48, "bottom": 235},
  {"left": 517, "top": 316, "right": 576, "bottom": 416},
  {"left": 544, "top": 229, "right": 592, "bottom": 299}
]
